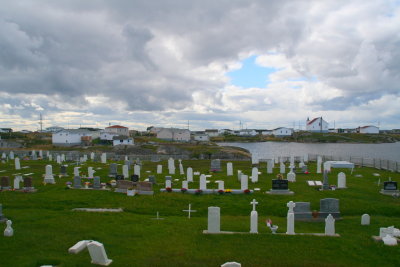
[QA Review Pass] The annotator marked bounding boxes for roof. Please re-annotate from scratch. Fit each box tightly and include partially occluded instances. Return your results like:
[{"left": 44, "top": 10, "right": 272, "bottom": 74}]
[
  {"left": 307, "top": 117, "right": 319, "bottom": 125},
  {"left": 205, "top": 129, "right": 218, "bottom": 132},
  {"left": 59, "top": 129, "right": 93, "bottom": 134},
  {"left": 106, "top": 125, "right": 128, "bottom": 129},
  {"left": 273, "top": 127, "right": 291, "bottom": 131},
  {"left": 112, "top": 135, "right": 131, "bottom": 140},
  {"left": 359, "top": 125, "right": 378, "bottom": 129}
]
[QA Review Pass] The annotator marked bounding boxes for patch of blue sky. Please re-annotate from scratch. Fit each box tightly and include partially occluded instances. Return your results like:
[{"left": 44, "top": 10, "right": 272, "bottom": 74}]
[{"left": 227, "top": 55, "right": 278, "bottom": 88}]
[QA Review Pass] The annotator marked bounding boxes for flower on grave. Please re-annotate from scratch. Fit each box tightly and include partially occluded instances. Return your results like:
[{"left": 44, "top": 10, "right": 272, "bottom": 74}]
[
  {"left": 217, "top": 189, "right": 224, "bottom": 194},
  {"left": 66, "top": 182, "right": 72, "bottom": 185},
  {"left": 181, "top": 188, "right": 187, "bottom": 193},
  {"left": 266, "top": 219, "right": 272, "bottom": 227},
  {"left": 166, "top": 187, "right": 172, "bottom": 192},
  {"left": 304, "top": 171, "right": 309, "bottom": 174},
  {"left": 195, "top": 189, "right": 203, "bottom": 195},
  {"left": 101, "top": 183, "right": 106, "bottom": 186},
  {"left": 276, "top": 174, "right": 283, "bottom": 180},
  {"left": 225, "top": 189, "right": 232, "bottom": 193},
  {"left": 243, "top": 189, "right": 251, "bottom": 194}
]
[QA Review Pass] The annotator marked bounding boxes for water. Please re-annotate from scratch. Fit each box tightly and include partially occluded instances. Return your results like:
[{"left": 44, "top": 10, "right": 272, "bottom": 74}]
[{"left": 219, "top": 142, "right": 400, "bottom": 162}]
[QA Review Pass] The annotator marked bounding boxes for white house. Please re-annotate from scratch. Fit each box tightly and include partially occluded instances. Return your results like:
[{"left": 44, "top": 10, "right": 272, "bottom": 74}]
[
  {"left": 112, "top": 136, "right": 134, "bottom": 146},
  {"left": 272, "top": 127, "right": 293, "bottom": 136},
  {"left": 205, "top": 129, "right": 219, "bottom": 137},
  {"left": 100, "top": 132, "right": 119, "bottom": 141},
  {"left": 238, "top": 129, "right": 258, "bottom": 136},
  {"left": 357, "top": 125, "right": 379, "bottom": 134},
  {"left": 306, "top": 117, "right": 329, "bottom": 133},
  {"left": 52, "top": 129, "right": 94, "bottom": 146},
  {"left": 218, "top": 129, "right": 234, "bottom": 135},
  {"left": 260, "top": 130, "right": 273, "bottom": 135},
  {"left": 105, "top": 125, "right": 129, "bottom": 136},
  {"left": 157, "top": 128, "right": 191, "bottom": 142}
]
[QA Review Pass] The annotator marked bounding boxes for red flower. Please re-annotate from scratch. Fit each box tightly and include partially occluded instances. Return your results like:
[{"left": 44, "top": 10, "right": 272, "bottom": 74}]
[
  {"left": 218, "top": 190, "right": 224, "bottom": 194},
  {"left": 181, "top": 188, "right": 187, "bottom": 192},
  {"left": 166, "top": 187, "right": 172, "bottom": 192},
  {"left": 243, "top": 189, "right": 251, "bottom": 194},
  {"left": 195, "top": 189, "right": 203, "bottom": 195}
]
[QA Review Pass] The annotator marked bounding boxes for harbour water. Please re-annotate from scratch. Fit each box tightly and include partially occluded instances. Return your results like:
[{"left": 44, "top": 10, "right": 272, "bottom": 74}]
[{"left": 219, "top": 142, "right": 400, "bottom": 162}]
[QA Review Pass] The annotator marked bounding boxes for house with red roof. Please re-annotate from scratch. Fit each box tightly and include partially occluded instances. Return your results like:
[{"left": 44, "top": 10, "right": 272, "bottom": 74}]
[
  {"left": 104, "top": 125, "right": 129, "bottom": 137},
  {"left": 306, "top": 117, "right": 329, "bottom": 133},
  {"left": 356, "top": 125, "right": 379, "bottom": 134}
]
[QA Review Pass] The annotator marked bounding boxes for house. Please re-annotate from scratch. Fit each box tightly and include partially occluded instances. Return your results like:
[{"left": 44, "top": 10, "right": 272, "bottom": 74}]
[
  {"left": 306, "top": 117, "right": 329, "bottom": 133},
  {"left": 337, "top": 128, "right": 357, "bottom": 133},
  {"left": 192, "top": 132, "right": 210, "bottom": 142},
  {"left": 52, "top": 129, "right": 95, "bottom": 146},
  {"left": 0, "top": 128, "right": 13, "bottom": 133},
  {"left": 157, "top": 128, "right": 191, "bottom": 142},
  {"left": 100, "top": 132, "right": 119, "bottom": 141},
  {"left": 260, "top": 130, "right": 273, "bottom": 136},
  {"left": 105, "top": 125, "right": 129, "bottom": 136},
  {"left": 147, "top": 126, "right": 163, "bottom": 134},
  {"left": 272, "top": 127, "right": 293, "bottom": 137},
  {"left": 112, "top": 135, "right": 134, "bottom": 146},
  {"left": 205, "top": 129, "right": 219, "bottom": 137},
  {"left": 218, "top": 129, "right": 234, "bottom": 135},
  {"left": 357, "top": 125, "right": 379, "bottom": 134},
  {"left": 328, "top": 128, "right": 338, "bottom": 133},
  {"left": 238, "top": 129, "right": 258, "bottom": 136},
  {"left": 46, "top": 126, "right": 64, "bottom": 133}
]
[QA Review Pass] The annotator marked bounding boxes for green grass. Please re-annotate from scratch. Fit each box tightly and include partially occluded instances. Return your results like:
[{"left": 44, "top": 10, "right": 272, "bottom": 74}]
[{"left": 0, "top": 158, "right": 399, "bottom": 266}]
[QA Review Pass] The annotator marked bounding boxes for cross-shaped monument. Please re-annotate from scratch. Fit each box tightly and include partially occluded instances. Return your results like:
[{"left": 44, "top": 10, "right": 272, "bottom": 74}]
[{"left": 183, "top": 204, "right": 197, "bottom": 218}]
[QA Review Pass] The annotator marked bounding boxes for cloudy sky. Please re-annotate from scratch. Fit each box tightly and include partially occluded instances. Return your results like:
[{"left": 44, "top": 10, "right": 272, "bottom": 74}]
[{"left": 0, "top": 0, "right": 399, "bottom": 131}]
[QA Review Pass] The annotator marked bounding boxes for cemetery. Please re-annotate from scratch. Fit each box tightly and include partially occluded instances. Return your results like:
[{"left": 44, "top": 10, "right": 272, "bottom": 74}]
[{"left": 0, "top": 151, "right": 399, "bottom": 266}]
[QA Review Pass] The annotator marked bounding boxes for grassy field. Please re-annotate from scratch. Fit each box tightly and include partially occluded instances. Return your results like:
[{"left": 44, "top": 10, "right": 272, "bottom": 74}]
[{"left": 0, "top": 158, "right": 399, "bottom": 266}]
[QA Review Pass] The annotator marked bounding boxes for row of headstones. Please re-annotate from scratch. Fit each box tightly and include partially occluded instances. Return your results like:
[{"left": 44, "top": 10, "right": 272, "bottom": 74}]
[
  {"left": 109, "top": 162, "right": 141, "bottom": 178},
  {"left": 0, "top": 176, "right": 35, "bottom": 191}
]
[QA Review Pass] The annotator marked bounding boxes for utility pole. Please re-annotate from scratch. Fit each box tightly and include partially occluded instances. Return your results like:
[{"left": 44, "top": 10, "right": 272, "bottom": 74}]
[{"left": 39, "top": 113, "right": 43, "bottom": 132}]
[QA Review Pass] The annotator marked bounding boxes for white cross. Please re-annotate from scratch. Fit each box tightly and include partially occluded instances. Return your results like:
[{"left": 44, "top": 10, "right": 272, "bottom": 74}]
[
  {"left": 182, "top": 204, "right": 197, "bottom": 218},
  {"left": 287, "top": 201, "right": 296, "bottom": 213},
  {"left": 152, "top": 211, "right": 164, "bottom": 220},
  {"left": 250, "top": 199, "right": 258, "bottom": 211}
]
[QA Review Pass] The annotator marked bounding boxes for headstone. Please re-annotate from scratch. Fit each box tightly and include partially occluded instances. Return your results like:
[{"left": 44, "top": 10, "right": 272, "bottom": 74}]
[
  {"left": 274, "top": 157, "right": 279, "bottom": 164},
  {"left": 187, "top": 167, "right": 193, "bottom": 182},
  {"left": 4, "top": 220, "right": 13, "bottom": 237},
  {"left": 179, "top": 160, "right": 184, "bottom": 175},
  {"left": 207, "top": 207, "right": 220, "bottom": 233},
  {"left": 304, "top": 154, "right": 308, "bottom": 163},
  {"left": 124, "top": 160, "right": 131, "bottom": 170},
  {"left": 48, "top": 154, "right": 52, "bottom": 161},
  {"left": 68, "top": 240, "right": 89, "bottom": 254},
  {"left": 337, "top": 172, "right": 346, "bottom": 188},
  {"left": 87, "top": 241, "right": 113, "bottom": 266},
  {"left": 237, "top": 170, "right": 242, "bottom": 182},
  {"left": 39, "top": 150, "right": 43, "bottom": 158},
  {"left": 13, "top": 176, "right": 22, "bottom": 190},
  {"left": 323, "top": 161, "right": 331, "bottom": 172},
  {"left": 287, "top": 171, "right": 296, "bottom": 182},
  {"left": 148, "top": 175, "right": 156, "bottom": 184},
  {"left": 250, "top": 199, "right": 258, "bottom": 234},
  {"left": 361, "top": 214, "right": 370, "bottom": 225},
  {"left": 382, "top": 235, "right": 398, "bottom": 246},
  {"left": 227, "top": 162, "right": 233, "bottom": 176},
  {"left": 200, "top": 174, "right": 207, "bottom": 190},
  {"left": 61, "top": 154, "right": 65, "bottom": 162},
  {"left": 122, "top": 165, "right": 129, "bottom": 179},
  {"left": 251, "top": 167, "right": 258, "bottom": 183},
  {"left": 320, "top": 198, "right": 340, "bottom": 219},
  {"left": 60, "top": 165, "right": 67, "bottom": 176},
  {"left": 133, "top": 164, "right": 140, "bottom": 178},
  {"left": 23, "top": 177, "right": 34, "bottom": 190},
  {"left": 109, "top": 163, "right": 117, "bottom": 177},
  {"left": 90, "top": 152, "right": 95, "bottom": 160},
  {"left": 381, "top": 181, "right": 398, "bottom": 194},
  {"left": 290, "top": 155, "right": 295, "bottom": 167},
  {"left": 130, "top": 174, "right": 139, "bottom": 183},
  {"left": 15, "top": 158, "right": 21, "bottom": 170},
  {"left": 267, "top": 159, "right": 273, "bottom": 174},
  {"left": 317, "top": 156, "right": 322, "bottom": 173},
  {"left": 137, "top": 181, "right": 153, "bottom": 192},
  {"left": 0, "top": 204, "right": 7, "bottom": 222},
  {"left": 221, "top": 262, "right": 241, "bottom": 267},
  {"left": 216, "top": 181, "right": 224, "bottom": 191},
  {"left": 182, "top": 180, "right": 188, "bottom": 189},
  {"left": 116, "top": 180, "right": 133, "bottom": 193},
  {"left": 56, "top": 155, "right": 61, "bottom": 164},
  {"left": 286, "top": 201, "right": 296, "bottom": 235},
  {"left": 240, "top": 175, "right": 248, "bottom": 190},
  {"left": 32, "top": 151, "right": 37, "bottom": 160},
  {"left": 44, "top": 165, "right": 55, "bottom": 184},
  {"left": 73, "top": 176, "right": 82, "bottom": 189},
  {"left": 93, "top": 177, "right": 101, "bottom": 189},
  {"left": 115, "top": 175, "right": 124, "bottom": 181},
  {"left": 74, "top": 167, "right": 80, "bottom": 177},
  {"left": 165, "top": 176, "right": 172, "bottom": 181},
  {"left": 324, "top": 214, "right": 335, "bottom": 236},
  {"left": 280, "top": 162, "right": 286, "bottom": 174},
  {"left": 210, "top": 159, "right": 221, "bottom": 172},
  {"left": 157, "top": 165, "right": 162, "bottom": 174},
  {"left": 272, "top": 179, "right": 288, "bottom": 190},
  {"left": 293, "top": 202, "right": 312, "bottom": 220},
  {"left": 1, "top": 176, "right": 10, "bottom": 190},
  {"left": 88, "top": 167, "right": 95, "bottom": 178},
  {"left": 168, "top": 158, "right": 175, "bottom": 173},
  {"left": 83, "top": 154, "right": 87, "bottom": 162},
  {"left": 169, "top": 165, "right": 175, "bottom": 175},
  {"left": 101, "top": 153, "right": 107, "bottom": 164},
  {"left": 165, "top": 179, "right": 172, "bottom": 188},
  {"left": 322, "top": 171, "right": 329, "bottom": 190}
]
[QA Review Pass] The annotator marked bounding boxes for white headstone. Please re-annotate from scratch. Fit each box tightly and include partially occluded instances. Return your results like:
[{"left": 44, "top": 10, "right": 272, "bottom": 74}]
[
  {"left": 217, "top": 181, "right": 224, "bottom": 190},
  {"left": 68, "top": 240, "right": 89, "bottom": 254},
  {"left": 251, "top": 167, "right": 258, "bottom": 183},
  {"left": 250, "top": 199, "right": 258, "bottom": 234},
  {"left": 61, "top": 154, "right": 65, "bottom": 162},
  {"left": 83, "top": 154, "right": 88, "bottom": 162},
  {"left": 227, "top": 162, "right": 233, "bottom": 176},
  {"left": 337, "top": 172, "right": 346, "bottom": 188},
  {"left": 207, "top": 207, "right": 220, "bottom": 233},
  {"left": 56, "top": 155, "right": 61, "bottom": 164},
  {"left": 101, "top": 153, "right": 106, "bottom": 164},
  {"left": 199, "top": 174, "right": 207, "bottom": 190},
  {"left": 182, "top": 180, "right": 188, "bottom": 189},
  {"left": 237, "top": 170, "right": 242, "bottom": 182},
  {"left": 240, "top": 175, "right": 248, "bottom": 190},
  {"left": 9, "top": 151, "right": 14, "bottom": 160},
  {"left": 304, "top": 154, "right": 308, "bottom": 162},
  {"left": 13, "top": 176, "right": 21, "bottom": 190},
  {"left": 280, "top": 163, "right": 285, "bottom": 174},
  {"left": 48, "top": 154, "right": 52, "bottom": 161},
  {"left": 87, "top": 241, "right": 113, "bottom": 266},
  {"left": 168, "top": 158, "right": 175, "bottom": 173},
  {"left": 44, "top": 165, "right": 55, "bottom": 184},
  {"left": 39, "top": 150, "right": 43, "bottom": 158},
  {"left": 267, "top": 159, "right": 273, "bottom": 174},
  {"left": 382, "top": 234, "right": 398, "bottom": 246},
  {"left": 221, "top": 262, "right": 241, "bottom": 267},
  {"left": 15, "top": 158, "right": 21, "bottom": 170},
  {"left": 186, "top": 167, "right": 193, "bottom": 182},
  {"left": 74, "top": 167, "right": 80, "bottom": 177},
  {"left": 90, "top": 152, "right": 95, "bottom": 160},
  {"left": 88, "top": 167, "right": 95, "bottom": 178},
  {"left": 286, "top": 201, "right": 296, "bottom": 235},
  {"left": 157, "top": 165, "right": 162, "bottom": 174},
  {"left": 325, "top": 214, "right": 335, "bottom": 236},
  {"left": 274, "top": 157, "right": 279, "bottom": 164},
  {"left": 122, "top": 165, "right": 129, "bottom": 178},
  {"left": 169, "top": 165, "right": 175, "bottom": 175},
  {"left": 287, "top": 171, "right": 296, "bottom": 182},
  {"left": 134, "top": 165, "right": 140, "bottom": 178},
  {"left": 323, "top": 161, "right": 331, "bottom": 172},
  {"left": 4, "top": 220, "right": 13, "bottom": 237},
  {"left": 165, "top": 180, "right": 172, "bottom": 188},
  {"left": 317, "top": 156, "right": 322, "bottom": 173},
  {"left": 361, "top": 214, "right": 370, "bottom": 225},
  {"left": 290, "top": 155, "right": 295, "bottom": 167},
  {"left": 179, "top": 160, "right": 184, "bottom": 175}
]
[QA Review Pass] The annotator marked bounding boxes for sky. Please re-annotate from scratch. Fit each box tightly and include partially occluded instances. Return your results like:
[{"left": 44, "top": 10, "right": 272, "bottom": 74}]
[{"left": 0, "top": 0, "right": 399, "bottom": 131}]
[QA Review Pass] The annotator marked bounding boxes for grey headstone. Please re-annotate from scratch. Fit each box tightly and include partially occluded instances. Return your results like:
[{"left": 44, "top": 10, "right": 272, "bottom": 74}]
[
  {"left": 148, "top": 175, "right": 156, "bottom": 184},
  {"left": 109, "top": 163, "right": 117, "bottom": 177},
  {"left": 73, "top": 176, "right": 82, "bottom": 189},
  {"left": 319, "top": 198, "right": 340, "bottom": 219},
  {"left": 115, "top": 180, "right": 133, "bottom": 193},
  {"left": 60, "top": 165, "right": 67, "bottom": 175},
  {"left": 115, "top": 174, "right": 124, "bottom": 181},
  {"left": 93, "top": 177, "right": 101, "bottom": 189},
  {"left": 210, "top": 159, "right": 221, "bottom": 171},
  {"left": 383, "top": 181, "right": 397, "bottom": 191},
  {"left": 293, "top": 202, "right": 312, "bottom": 220},
  {"left": 322, "top": 171, "right": 330, "bottom": 190}
]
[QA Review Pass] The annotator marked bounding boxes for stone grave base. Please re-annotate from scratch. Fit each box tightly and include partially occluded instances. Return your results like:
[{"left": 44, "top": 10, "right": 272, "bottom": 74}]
[
  {"left": 160, "top": 189, "right": 253, "bottom": 195},
  {"left": 266, "top": 189, "right": 294, "bottom": 195},
  {"left": 0, "top": 217, "right": 8, "bottom": 223},
  {"left": 380, "top": 189, "right": 400, "bottom": 196},
  {"left": 276, "top": 233, "right": 340, "bottom": 237},
  {"left": 21, "top": 187, "right": 38, "bottom": 193},
  {"left": 72, "top": 208, "right": 123, "bottom": 212},
  {"left": 43, "top": 179, "right": 56, "bottom": 184},
  {"left": 371, "top": 236, "right": 400, "bottom": 242},
  {"left": 203, "top": 230, "right": 253, "bottom": 235}
]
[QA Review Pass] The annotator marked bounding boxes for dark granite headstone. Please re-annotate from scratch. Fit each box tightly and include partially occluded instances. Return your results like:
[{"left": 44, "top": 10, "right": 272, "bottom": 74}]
[
  {"left": 148, "top": 175, "right": 156, "bottom": 184},
  {"left": 93, "top": 176, "right": 101, "bottom": 189},
  {"left": 115, "top": 174, "right": 124, "bottom": 181},
  {"left": 272, "top": 179, "right": 289, "bottom": 190},
  {"left": 60, "top": 165, "right": 67, "bottom": 175},
  {"left": 319, "top": 198, "right": 340, "bottom": 219},
  {"left": 384, "top": 181, "right": 397, "bottom": 191},
  {"left": 1, "top": 176, "right": 10, "bottom": 190},
  {"left": 130, "top": 175, "right": 139, "bottom": 182},
  {"left": 322, "top": 171, "right": 330, "bottom": 190}
]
